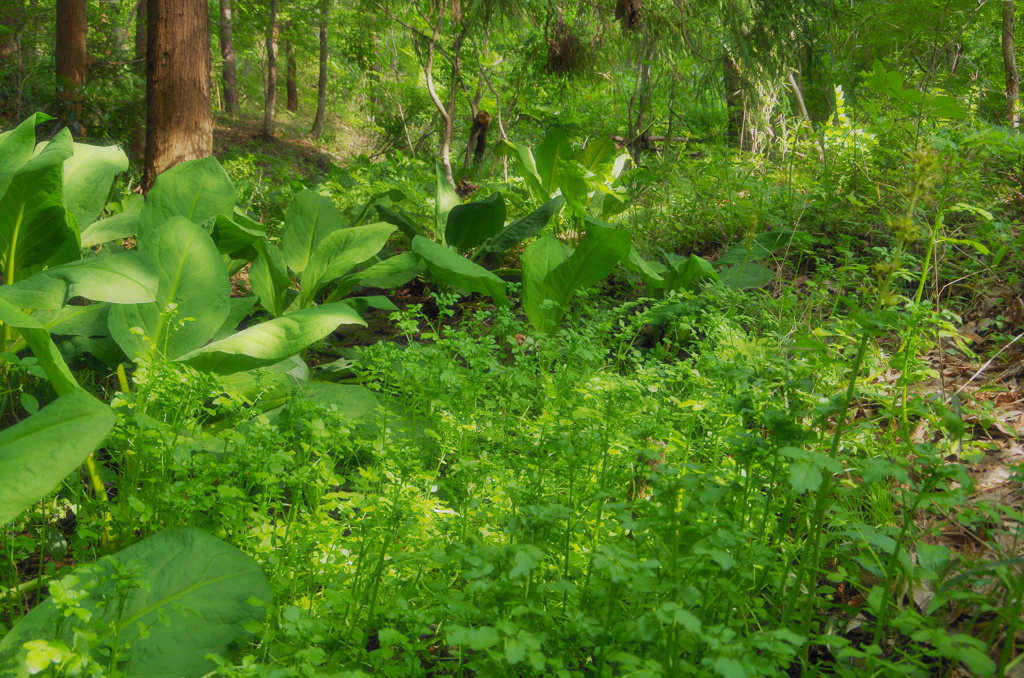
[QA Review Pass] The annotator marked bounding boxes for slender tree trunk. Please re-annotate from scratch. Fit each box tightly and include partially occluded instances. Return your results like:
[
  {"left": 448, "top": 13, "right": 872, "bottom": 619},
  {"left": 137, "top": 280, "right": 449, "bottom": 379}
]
[
  {"left": 130, "top": 0, "right": 146, "bottom": 161},
  {"left": 628, "top": 32, "right": 654, "bottom": 159},
  {"left": 219, "top": 0, "right": 238, "bottom": 116},
  {"left": 143, "top": 0, "right": 213, "bottom": 192},
  {"left": 441, "top": 28, "right": 466, "bottom": 189},
  {"left": 310, "top": 0, "right": 329, "bottom": 138},
  {"left": 0, "top": 0, "right": 25, "bottom": 118},
  {"left": 723, "top": 51, "right": 747, "bottom": 149},
  {"left": 1003, "top": 0, "right": 1019, "bottom": 129},
  {"left": 262, "top": 0, "right": 278, "bottom": 140},
  {"left": 285, "top": 36, "right": 297, "bottom": 112},
  {"left": 55, "top": 0, "right": 87, "bottom": 135},
  {"left": 0, "top": 0, "right": 24, "bottom": 68}
]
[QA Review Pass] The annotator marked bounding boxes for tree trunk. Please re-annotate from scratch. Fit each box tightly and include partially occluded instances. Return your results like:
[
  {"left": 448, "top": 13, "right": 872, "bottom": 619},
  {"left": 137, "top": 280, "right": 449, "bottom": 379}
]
[
  {"left": 143, "top": 0, "right": 213, "bottom": 192},
  {"left": 440, "top": 28, "right": 467, "bottom": 189},
  {"left": 285, "top": 36, "right": 297, "bottom": 112},
  {"left": 0, "top": 0, "right": 26, "bottom": 119},
  {"left": 1003, "top": 0, "right": 1019, "bottom": 129},
  {"left": 723, "top": 51, "right": 747, "bottom": 149},
  {"left": 219, "top": 0, "right": 238, "bottom": 116},
  {"left": 262, "top": 0, "right": 278, "bottom": 140},
  {"left": 130, "top": 0, "right": 146, "bottom": 162},
  {"left": 627, "top": 32, "right": 654, "bottom": 159},
  {"left": 310, "top": 0, "right": 329, "bottom": 138},
  {"left": 55, "top": 0, "right": 87, "bottom": 135},
  {"left": 0, "top": 0, "right": 22, "bottom": 61}
]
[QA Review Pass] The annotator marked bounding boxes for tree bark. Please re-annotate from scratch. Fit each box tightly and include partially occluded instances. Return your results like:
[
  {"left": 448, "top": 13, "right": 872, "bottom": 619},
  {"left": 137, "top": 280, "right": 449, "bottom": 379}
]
[
  {"left": 55, "top": 0, "right": 87, "bottom": 135},
  {"left": 0, "top": 0, "right": 24, "bottom": 67},
  {"left": 262, "top": 0, "right": 279, "bottom": 140},
  {"left": 1003, "top": 0, "right": 1019, "bottom": 129},
  {"left": 143, "top": 0, "right": 213, "bottom": 192},
  {"left": 130, "top": 0, "right": 146, "bottom": 161},
  {"left": 723, "top": 51, "right": 748, "bottom": 149},
  {"left": 219, "top": 0, "right": 238, "bottom": 116},
  {"left": 0, "top": 0, "right": 26, "bottom": 118},
  {"left": 285, "top": 36, "right": 298, "bottom": 112},
  {"left": 627, "top": 31, "right": 654, "bottom": 159},
  {"left": 310, "top": 0, "right": 329, "bottom": 138}
]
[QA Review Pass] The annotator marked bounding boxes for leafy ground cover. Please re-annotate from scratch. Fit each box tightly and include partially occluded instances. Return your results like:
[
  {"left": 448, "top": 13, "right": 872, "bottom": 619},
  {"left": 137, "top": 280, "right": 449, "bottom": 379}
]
[{"left": 1, "top": 106, "right": 1023, "bottom": 678}]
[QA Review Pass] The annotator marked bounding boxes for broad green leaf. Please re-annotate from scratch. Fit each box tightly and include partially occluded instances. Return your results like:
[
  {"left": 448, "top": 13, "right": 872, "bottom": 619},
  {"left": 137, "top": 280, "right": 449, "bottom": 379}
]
[
  {"left": 0, "top": 113, "right": 48, "bottom": 199},
  {"left": 213, "top": 210, "right": 267, "bottom": 256},
  {"left": 343, "top": 295, "right": 399, "bottom": 315},
  {"left": 0, "top": 135, "right": 78, "bottom": 282},
  {"left": 753, "top": 229, "right": 796, "bottom": 254},
  {"left": 0, "top": 389, "right": 112, "bottom": 526},
  {"left": 0, "top": 274, "right": 65, "bottom": 309},
  {"left": 494, "top": 139, "right": 545, "bottom": 202},
  {"left": 556, "top": 162, "right": 589, "bottom": 213},
  {"left": 916, "top": 543, "right": 951, "bottom": 577},
  {"left": 627, "top": 248, "right": 666, "bottom": 295},
  {"left": 433, "top": 162, "right": 462, "bottom": 244},
  {"left": 713, "top": 657, "right": 747, "bottom": 678},
  {"left": 35, "top": 303, "right": 110, "bottom": 337},
  {"left": 348, "top": 188, "right": 405, "bottom": 228},
  {"left": 448, "top": 625, "right": 501, "bottom": 651},
  {"left": 521, "top": 235, "right": 568, "bottom": 332},
  {"left": 482, "top": 196, "right": 565, "bottom": 256},
  {"left": 298, "top": 222, "right": 396, "bottom": 306},
  {"left": 0, "top": 527, "right": 270, "bottom": 678},
  {"left": 375, "top": 204, "right": 425, "bottom": 240},
  {"left": 299, "top": 382, "right": 380, "bottom": 420},
  {"left": 0, "top": 389, "right": 113, "bottom": 526},
  {"left": 61, "top": 336, "right": 123, "bottom": 365},
  {"left": 716, "top": 241, "right": 767, "bottom": 267},
  {"left": 63, "top": 143, "right": 129, "bottom": 229},
  {"left": 0, "top": 296, "right": 78, "bottom": 394},
  {"left": 109, "top": 217, "right": 230, "bottom": 361},
  {"left": 211, "top": 296, "right": 258, "bottom": 342},
  {"left": 788, "top": 461, "right": 822, "bottom": 493},
  {"left": 927, "top": 95, "right": 967, "bottom": 119},
  {"left": 411, "top": 236, "right": 508, "bottom": 305},
  {"left": 348, "top": 251, "right": 424, "bottom": 290},
  {"left": 80, "top": 193, "right": 143, "bottom": 247},
  {"left": 578, "top": 136, "right": 618, "bottom": 173},
  {"left": 282, "top": 189, "right": 345, "bottom": 274},
  {"left": 545, "top": 225, "right": 631, "bottom": 310},
  {"left": 3, "top": 252, "right": 158, "bottom": 308},
  {"left": 667, "top": 255, "right": 718, "bottom": 293},
  {"left": 535, "top": 130, "right": 572, "bottom": 197},
  {"left": 218, "top": 355, "right": 309, "bottom": 410},
  {"left": 21, "top": 129, "right": 75, "bottom": 175},
  {"left": 177, "top": 302, "right": 365, "bottom": 375},
  {"left": 718, "top": 262, "right": 774, "bottom": 290},
  {"left": 249, "top": 239, "right": 291, "bottom": 317},
  {"left": 139, "top": 157, "right": 236, "bottom": 240},
  {"left": 445, "top": 192, "right": 506, "bottom": 254}
]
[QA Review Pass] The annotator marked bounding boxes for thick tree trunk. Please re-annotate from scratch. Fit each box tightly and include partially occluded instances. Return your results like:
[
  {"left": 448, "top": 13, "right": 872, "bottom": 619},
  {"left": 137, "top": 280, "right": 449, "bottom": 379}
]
[
  {"left": 1003, "top": 0, "right": 1019, "bottom": 129},
  {"left": 285, "top": 37, "right": 297, "bottom": 112},
  {"left": 55, "top": 0, "right": 87, "bottom": 135},
  {"left": 262, "top": 0, "right": 278, "bottom": 140},
  {"left": 310, "top": 0, "right": 329, "bottom": 138},
  {"left": 143, "top": 0, "right": 213, "bottom": 192},
  {"left": 130, "top": 0, "right": 146, "bottom": 161},
  {"left": 219, "top": 0, "right": 238, "bottom": 116}
]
